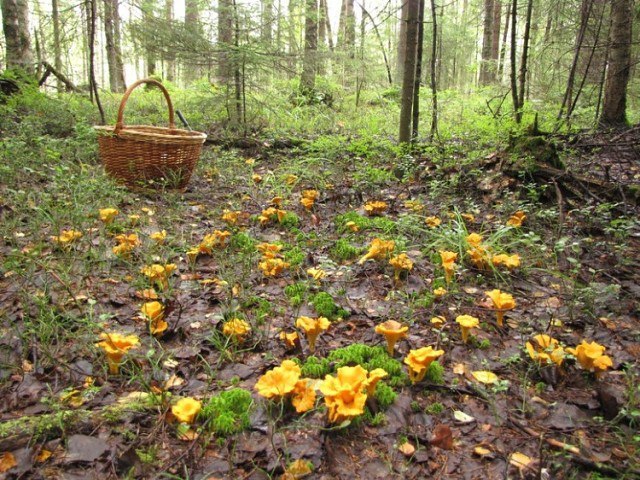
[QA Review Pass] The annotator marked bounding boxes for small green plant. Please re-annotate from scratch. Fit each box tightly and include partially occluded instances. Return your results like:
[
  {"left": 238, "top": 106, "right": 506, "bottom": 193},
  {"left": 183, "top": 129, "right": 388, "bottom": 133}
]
[
  {"left": 200, "top": 388, "right": 253, "bottom": 436},
  {"left": 231, "top": 232, "right": 256, "bottom": 253},
  {"left": 369, "top": 412, "right": 386, "bottom": 427},
  {"left": 478, "top": 339, "right": 491, "bottom": 350},
  {"left": 284, "top": 282, "right": 308, "bottom": 307}
]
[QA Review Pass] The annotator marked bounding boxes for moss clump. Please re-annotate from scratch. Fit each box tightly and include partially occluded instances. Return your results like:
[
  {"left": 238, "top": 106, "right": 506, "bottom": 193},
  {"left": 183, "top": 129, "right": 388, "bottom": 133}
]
[
  {"left": 200, "top": 388, "right": 253, "bottom": 436},
  {"left": 280, "top": 212, "right": 300, "bottom": 228},
  {"left": 425, "top": 361, "right": 445, "bottom": 385},
  {"left": 374, "top": 381, "right": 397, "bottom": 409},
  {"left": 311, "top": 291, "right": 348, "bottom": 319},
  {"left": 336, "top": 212, "right": 372, "bottom": 231},
  {"left": 300, "top": 355, "right": 331, "bottom": 378},
  {"left": 230, "top": 232, "right": 256, "bottom": 253},
  {"left": 328, "top": 344, "right": 408, "bottom": 388},
  {"left": 283, "top": 246, "right": 305, "bottom": 268},
  {"left": 330, "top": 238, "right": 361, "bottom": 262},
  {"left": 284, "top": 282, "right": 308, "bottom": 307}
]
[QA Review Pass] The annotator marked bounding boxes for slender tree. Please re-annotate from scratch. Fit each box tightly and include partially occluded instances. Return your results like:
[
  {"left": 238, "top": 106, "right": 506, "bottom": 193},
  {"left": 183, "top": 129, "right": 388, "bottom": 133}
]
[
  {"left": 104, "top": 0, "right": 125, "bottom": 91},
  {"left": 52, "top": 0, "right": 63, "bottom": 89},
  {"left": 429, "top": 0, "right": 438, "bottom": 140},
  {"left": 411, "top": 0, "right": 424, "bottom": 139},
  {"left": 600, "top": 0, "right": 633, "bottom": 127}
]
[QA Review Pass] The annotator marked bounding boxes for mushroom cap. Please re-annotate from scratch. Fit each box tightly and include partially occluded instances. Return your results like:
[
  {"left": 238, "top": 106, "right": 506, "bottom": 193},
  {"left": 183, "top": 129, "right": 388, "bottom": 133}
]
[
  {"left": 99, "top": 208, "right": 119, "bottom": 222},
  {"left": 319, "top": 365, "right": 368, "bottom": 401},
  {"left": 425, "top": 216, "right": 441, "bottom": 227},
  {"left": 439, "top": 250, "right": 458, "bottom": 265},
  {"left": 455, "top": 315, "right": 480, "bottom": 329},
  {"left": 389, "top": 253, "right": 414, "bottom": 271},
  {"left": 255, "top": 361, "right": 301, "bottom": 398},
  {"left": 375, "top": 320, "right": 409, "bottom": 341},
  {"left": 96, "top": 332, "right": 139, "bottom": 361},
  {"left": 404, "top": 346, "right": 445, "bottom": 372},
  {"left": 291, "top": 379, "right": 317, "bottom": 413},
  {"left": 325, "top": 390, "right": 368, "bottom": 423},
  {"left": 141, "top": 301, "right": 164, "bottom": 321},
  {"left": 171, "top": 397, "right": 202, "bottom": 424},
  {"left": 296, "top": 316, "right": 331, "bottom": 335},
  {"left": 492, "top": 253, "right": 521, "bottom": 268},
  {"left": 486, "top": 289, "right": 516, "bottom": 310},
  {"left": 466, "top": 233, "right": 483, "bottom": 247},
  {"left": 222, "top": 318, "right": 252, "bottom": 338}
]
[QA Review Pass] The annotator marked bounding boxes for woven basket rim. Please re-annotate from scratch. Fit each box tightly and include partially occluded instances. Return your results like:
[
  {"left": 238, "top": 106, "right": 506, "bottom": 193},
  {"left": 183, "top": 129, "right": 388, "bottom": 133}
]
[{"left": 94, "top": 125, "right": 207, "bottom": 143}]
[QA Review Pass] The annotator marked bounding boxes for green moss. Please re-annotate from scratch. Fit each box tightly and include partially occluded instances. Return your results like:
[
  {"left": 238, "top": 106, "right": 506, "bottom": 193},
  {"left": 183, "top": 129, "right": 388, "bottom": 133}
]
[
  {"left": 300, "top": 356, "right": 331, "bottom": 378},
  {"left": 200, "top": 388, "right": 253, "bottom": 436},
  {"left": 283, "top": 246, "right": 305, "bottom": 268},
  {"left": 335, "top": 212, "right": 372, "bottom": 231},
  {"left": 280, "top": 212, "right": 300, "bottom": 228},
  {"left": 425, "top": 361, "right": 445, "bottom": 385},
  {"left": 330, "top": 238, "right": 361, "bottom": 262},
  {"left": 310, "top": 291, "right": 348, "bottom": 319},
  {"left": 374, "top": 381, "right": 397, "bottom": 409},
  {"left": 425, "top": 402, "right": 444, "bottom": 415},
  {"left": 231, "top": 232, "right": 256, "bottom": 253}
]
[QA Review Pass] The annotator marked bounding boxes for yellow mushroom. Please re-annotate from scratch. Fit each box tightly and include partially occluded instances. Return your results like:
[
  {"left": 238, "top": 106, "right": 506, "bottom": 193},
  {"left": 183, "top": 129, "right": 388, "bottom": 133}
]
[
  {"left": 95, "top": 332, "right": 139, "bottom": 375},
  {"left": 296, "top": 316, "right": 330, "bottom": 353},
  {"left": 171, "top": 397, "right": 202, "bottom": 424},
  {"left": 374, "top": 320, "right": 409, "bottom": 356},
  {"left": 404, "top": 346, "right": 445, "bottom": 384},
  {"left": 485, "top": 289, "right": 516, "bottom": 327},
  {"left": 455, "top": 315, "right": 479, "bottom": 343}
]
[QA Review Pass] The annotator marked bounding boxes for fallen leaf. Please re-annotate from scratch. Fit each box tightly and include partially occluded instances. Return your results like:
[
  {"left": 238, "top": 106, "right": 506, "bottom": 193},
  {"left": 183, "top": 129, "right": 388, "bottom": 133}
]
[
  {"left": 36, "top": 449, "right": 52, "bottom": 463},
  {"left": 509, "top": 451, "right": 533, "bottom": 469},
  {"left": 453, "top": 363, "right": 466, "bottom": 375},
  {"left": 473, "top": 446, "right": 493, "bottom": 458},
  {"left": 65, "top": 434, "right": 109, "bottom": 463},
  {"left": 453, "top": 411, "right": 475, "bottom": 424},
  {"left": 163, "top": 374, "right": 185, "bottom": 390},
  {"left": 282, "top": 458, "right": 313, "bottom": 479},
  {"left": 472, "top": 371, "right": 499, "bottom": 384},
  {"left": 0, "top": 452, "right": 17, "bottom": 473},
  {"left": 429, "top": 424, "right": 453, "bottom": 450}
]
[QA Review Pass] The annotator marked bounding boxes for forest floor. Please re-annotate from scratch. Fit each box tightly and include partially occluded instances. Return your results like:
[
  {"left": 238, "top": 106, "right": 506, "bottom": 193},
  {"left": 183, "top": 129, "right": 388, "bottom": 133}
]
[{"left": 0, "top": 122, "right": 639, "bottom": 479}]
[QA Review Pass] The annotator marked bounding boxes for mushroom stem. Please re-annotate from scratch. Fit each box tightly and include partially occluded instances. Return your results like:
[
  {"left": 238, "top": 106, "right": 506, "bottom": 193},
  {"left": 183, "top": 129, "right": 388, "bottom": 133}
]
[
  {"left": 496, "top": 311, "right": 504, "bottom": 327},
  {"left": 386, "top": 339, "right": 397, "bottom": 356},
  {"left": 107, "top": 359, "right": 120, "bottom": 375},
  {"left": 460, "top": 327, "right": 470, "bottom": 343},
  {"left": 307, "top": 334, "right": 318, "bottom": 353},
  {"left": 444, "top": 268, "right": 453, "bottom": 283}
]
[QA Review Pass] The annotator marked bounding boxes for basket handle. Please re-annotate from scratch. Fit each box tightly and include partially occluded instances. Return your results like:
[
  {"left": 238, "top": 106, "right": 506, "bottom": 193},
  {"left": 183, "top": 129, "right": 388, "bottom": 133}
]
[{"left": 114, "top": 78, "right": 175, "bottom": 134}]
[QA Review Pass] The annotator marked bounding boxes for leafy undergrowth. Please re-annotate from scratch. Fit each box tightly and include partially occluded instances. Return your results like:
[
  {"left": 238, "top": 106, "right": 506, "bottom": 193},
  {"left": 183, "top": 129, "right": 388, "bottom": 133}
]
[{"left": 1, "top": 97, "right": 639, "bottom": 479}]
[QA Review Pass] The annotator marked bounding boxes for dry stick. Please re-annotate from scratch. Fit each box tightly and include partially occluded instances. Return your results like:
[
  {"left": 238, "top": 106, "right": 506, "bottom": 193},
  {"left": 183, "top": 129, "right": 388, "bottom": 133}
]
[{"left": 508, "top": 417, "right": 638, "bottom": 477}]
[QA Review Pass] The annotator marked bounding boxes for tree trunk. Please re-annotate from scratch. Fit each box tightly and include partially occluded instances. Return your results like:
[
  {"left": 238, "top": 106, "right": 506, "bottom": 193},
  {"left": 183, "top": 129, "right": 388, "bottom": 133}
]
[
  {"left": 113, "top": 0, "right": 125, "bottom": 89},
  {"left": 218, "top": 0, "right": 234, "bottom": 85},
  {"left": 261, "top": 0, "right": 273, "bottom": 44},
  {"left": 300, "top": 0, "right": 318, "bottom": 93},
  {"left": 491, "top": 1, "right": 501, "bottom": 70},
  {"left": 396, "top": 0, "right": 409, "bottom": 83},
  {"left": 338, "top": 0, "right": 356, "bottom": 57},
  {"left": 429, "top": 0, "right": 438, "bottom": 140},
  {"left": 600, "top": 0, "right": 632, "bottom": 127},
  {"left": 52, "top": 0, "right": 62, "bottom": 90},
  {"left": 398, "top": 0, "right": 420, "bottom": 144},
  {"left": 184, "top": 0, "right": 200, "bottom": 82},
  {"left": 497, "top": 1, "right": 510, "bottom": 79},
  {"left": 104, "top": 0, "right": 121, "bottom": 91},
  {"left": 287, "top": 0, "right": 299, "bottom": 77},
  {"left": 510, "top": 0, "right": 519, "bottom": 122},
  {"left": 411, "top": 0, "right": 424, "bottom": 140},
  {"left": 164, "top": 0, "right": 175, "bottom": 82},
  {"left": 480, "top": 0, "right": 495, "bottom": 84},
  {"left": 1, "top": 0, "right": 34, "bottom": 74},
  {"left": 317, "top": 0, "right": 327, "bottom": 74}
]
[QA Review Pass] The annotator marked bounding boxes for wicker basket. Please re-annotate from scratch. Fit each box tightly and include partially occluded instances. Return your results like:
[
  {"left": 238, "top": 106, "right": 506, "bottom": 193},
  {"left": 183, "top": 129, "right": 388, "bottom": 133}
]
[{"left": 94, "top": 78, "right": 207, "bottom": 190}]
